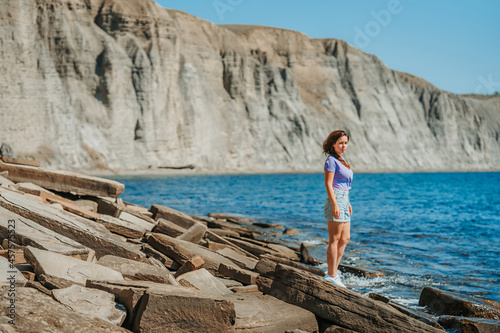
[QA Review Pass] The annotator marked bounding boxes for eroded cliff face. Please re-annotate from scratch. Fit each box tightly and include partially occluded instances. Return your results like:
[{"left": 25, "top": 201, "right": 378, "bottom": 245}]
[{"left": 1, "top": 0, "right": 499, "bottom": 172}]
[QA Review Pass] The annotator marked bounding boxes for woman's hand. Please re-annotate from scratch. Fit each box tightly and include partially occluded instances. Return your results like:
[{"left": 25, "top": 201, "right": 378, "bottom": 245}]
[
  {"left": 332, "top": 203, "right": 341, "bottom": 219},
  {"left": 349, "top": 203, "right": 352, "bottom": 216}
]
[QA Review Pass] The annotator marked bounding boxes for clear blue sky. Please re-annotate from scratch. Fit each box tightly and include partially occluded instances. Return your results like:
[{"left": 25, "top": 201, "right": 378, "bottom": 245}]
[{"left": 155, "top": 0, "right": 500, "bottom": 95}]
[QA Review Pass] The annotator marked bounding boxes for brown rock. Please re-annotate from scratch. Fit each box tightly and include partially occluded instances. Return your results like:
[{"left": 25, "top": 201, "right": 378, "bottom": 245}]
[
  {"left": 226, "top": 293, "right": 318, "bottom": 333},
  {"left": 38, "top": 273, "right": 78, "bottom": 290},
  {"left": 229, "top": 284, "right": 261, "bottom": 294},
  {"left": 97, "top": 255, "right": 176, "bottom": 284},
  {"left": 177, "top": 222, "right": 207, "bottom": 244},
  {"left": 0, "top": 157, "right": 40, "bottom": 167},
  {"left": 0, "top": 206, "right": 89, "bottom": 256},
  {"left": 141, "top": 244, "right": 180, "bottom": 270},
  {"left": 147, "top": 233, "right": 236, "bottom": 274},
  {"left": 133, "top": 285, "right": 236, "bottom": 333},
  {"left": 419, "top": 287, "right": 500, "bottom": 318},
  {"left": 208, "top": 219, "right": 259, "bottom": 238},
  {"left": 438, "top": 316, "right": 500, "bottom": 333},
  {"left": 24, "top": 246, "right": 123, "bottom": 285},
  {"left": 174, "top": 255, "right": 205, "bottom": 278},
  {"left": 150, "top": 204, "right": 197, "bottom": 228},
  {"left": 257, "top": 260, "right": 442, "bottom": 332},
  {"left": 0, "top": 189, "right": 144, "bottom": 260},
  {"left": 0, "top": 287, "right": 130, "bottom": 332},
  {"left": 389, "top": 301, "right": 444, "bottom": 329},
  {"left": 216, "top": 247, "right": 258, "bottom": 270},
  {"left": 25, "top": 280, "right": 51, "bottom": 296},
  {"left": 0, "top": 160, "right": 124, "bottom": 197},
  {"left": 97, "top": 214, "right": 149, "bottom": 239},
  {"left": 283, "top": 228, "right": 299, "bottom": 235},
  {"left": 205, "top": 230, "right": 259, "bottom": 259},
  {"left": 218, "top": 263, "right": 259, "bottom": 285},
  {"left": 209, "top": 228, "right": 241, "bottom": 238},
  {"left": 369, "top": 292, "right": 390, "bottom": 303},
  {"left": 258, "top": 254, "right": 325, "bottom": 277},
  {"left": 52, "top": 285, "right": 127, "bottom": 326},
  {"left": 300, "top": 242, "right": 322, "bottom": 266},
  {"left": 176, "top": 268, "right": 232, "bottom": 296},
  {"left": 339, "top": 264, "right": 385, "bottom": 278},
  {"left": 45, "top": 196, "right": 100, "bottom": 220},
  {"left": 153, "top": 218, "right": 187, "bottom": 237}
]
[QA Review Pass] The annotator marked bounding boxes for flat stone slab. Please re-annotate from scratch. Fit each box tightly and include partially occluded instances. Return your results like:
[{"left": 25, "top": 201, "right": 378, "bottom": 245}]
[
  {"left": 97, "top": 255, "right": 175, "bottom": 284},
  {"left": 147, "top": 233, "right": 237, "bottom": 274},
  {"left": 52, "top": 285, "right": 127, "bottom": 326},
  {"left": 133, "top": 284, "right": 236, "bottom": 333},
  {"left": 0, "top": 188, "right": 144, "bottom": 260},
  {"left": 150, "top": 204, "right": 197, "bottom": 228},
  {"left": 97, "top": 214, "right": 149, "bottom": 239},
  {"left": 0, "top": 206, "right": 89, "bottom": 256},
  {"left": 176, "top": 268, "right": 232, "bottom": 296},
  {"left": 216, "top": 247, "right": 258, "bottom": 270},
  {"left": 219, "top": 263, "right": 259, "bottom": 285},
  {"left": 256, "top": 259, "right": 442, "bottom": 333},
  {"left": 24, "top": 246, "right": 123, "bottom": 284},
  {"left": 0, "top": 256, "right": 27, "bottom": 287},
  {"left": 0, "top": 160, "right": 124, "bottom": 197},
  {"left": 226, "top": 293, "right": 319, "bottom": 333},
  {"left": 0, "top": 287, "right": 129, "bottom": 332}
]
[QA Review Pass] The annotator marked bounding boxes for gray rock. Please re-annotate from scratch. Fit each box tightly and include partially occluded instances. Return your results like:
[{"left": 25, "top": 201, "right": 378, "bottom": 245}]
[
  {"left": 97, "top": 255, "right": 176, "bottom": 284},
  {"left": 0, "top": 257, "right": 27, "bottom": 287},
  {"left": 52, "top": 285, "right": 127, "bottom": 326},
  {"left": 0, "top": 144, "right": 15, "bottom": 158},
  {"left": 24, "top": 246, "right": 123, "bottom": 284}
]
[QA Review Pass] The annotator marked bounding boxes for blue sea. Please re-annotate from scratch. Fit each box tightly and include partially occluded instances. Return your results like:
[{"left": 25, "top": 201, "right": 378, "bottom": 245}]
[{"left": 111, "top": 172, "right": 500, "bottom": 307}]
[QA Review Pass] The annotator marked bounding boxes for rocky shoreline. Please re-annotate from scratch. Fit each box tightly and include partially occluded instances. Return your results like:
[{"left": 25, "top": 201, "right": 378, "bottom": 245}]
[{"left": 1, "top": 157, "right": 499, "bottom": 332}]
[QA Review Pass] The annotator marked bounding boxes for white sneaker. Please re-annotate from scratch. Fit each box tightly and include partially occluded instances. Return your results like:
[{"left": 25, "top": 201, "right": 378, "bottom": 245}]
[{"left": 324, "top": 274, "right": 346, "bottom": 288}]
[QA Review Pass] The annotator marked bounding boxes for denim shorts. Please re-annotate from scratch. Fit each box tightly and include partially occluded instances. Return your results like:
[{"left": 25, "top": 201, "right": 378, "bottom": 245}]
[{"left": 324, "top": 189, "right": 350, "bottom": 222}]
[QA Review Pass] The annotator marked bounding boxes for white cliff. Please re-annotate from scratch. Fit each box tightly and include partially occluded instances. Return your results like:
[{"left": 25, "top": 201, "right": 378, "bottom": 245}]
[{"left": 0, "top": 0, "right": 499, "bottom": 172}]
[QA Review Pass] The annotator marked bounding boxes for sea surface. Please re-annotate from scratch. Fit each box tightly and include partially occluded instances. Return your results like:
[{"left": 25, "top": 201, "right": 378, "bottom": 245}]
[{"left": 111, "top": 172, "right": 500, "bottom": 308}]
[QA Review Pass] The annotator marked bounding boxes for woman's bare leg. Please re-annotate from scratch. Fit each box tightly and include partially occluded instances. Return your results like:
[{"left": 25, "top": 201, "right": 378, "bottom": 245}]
[
  {"left": 336, "top": 222, "right": 351, "bottom": 272},
  {"left": 327, "top": 221, "right": 345, "bottom": 277}
]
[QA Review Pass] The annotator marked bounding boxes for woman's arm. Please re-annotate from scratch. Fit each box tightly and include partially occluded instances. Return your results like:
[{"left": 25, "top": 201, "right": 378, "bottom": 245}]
[{"left": 324, "top": 171, "right": 341, "bottom": 219}]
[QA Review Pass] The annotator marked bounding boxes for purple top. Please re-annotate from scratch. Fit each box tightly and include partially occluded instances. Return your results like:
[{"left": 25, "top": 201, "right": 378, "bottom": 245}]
[{"left": 324, "top": 155, "right": 353, "bottom": 191}]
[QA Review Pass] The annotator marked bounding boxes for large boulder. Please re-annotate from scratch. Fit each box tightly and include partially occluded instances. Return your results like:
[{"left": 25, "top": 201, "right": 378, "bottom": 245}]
[
  {"left": 419, "top": 287, "right": 500, "bottom": 318},
  {"left": 226, "top": 293, "right": 319, "bottom": 332},
  {"left": 256, "top": 260, "right": 443, "bottom": 333},
  {"left": 133, "top": 284, "right": 236, "bottom": 333}
]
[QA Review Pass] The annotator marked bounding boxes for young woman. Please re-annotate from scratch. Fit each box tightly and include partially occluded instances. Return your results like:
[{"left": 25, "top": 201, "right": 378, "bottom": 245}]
[{"left": 322, "top": 130, "right": 353, "bottom": 288}]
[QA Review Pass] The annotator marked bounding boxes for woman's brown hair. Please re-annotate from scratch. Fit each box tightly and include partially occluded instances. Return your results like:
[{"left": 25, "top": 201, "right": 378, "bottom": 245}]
[{"left": 322, "top": 130, "right": 351, "bottom": 169}]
